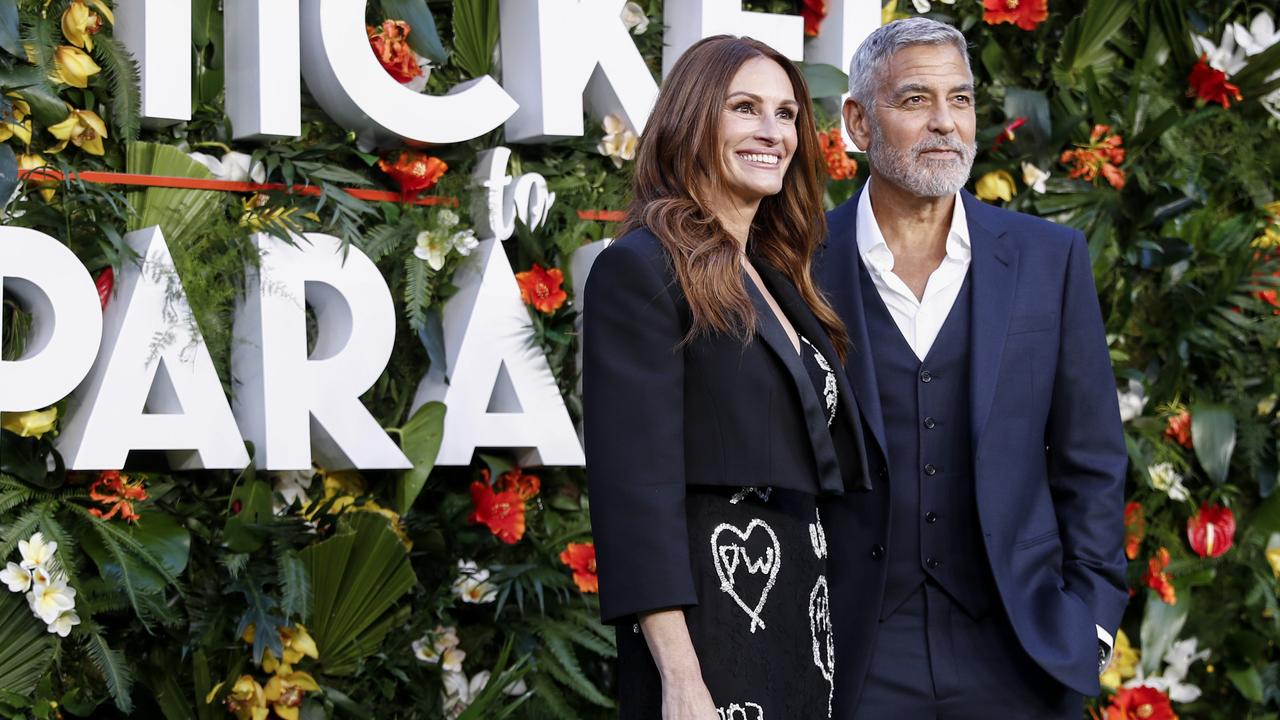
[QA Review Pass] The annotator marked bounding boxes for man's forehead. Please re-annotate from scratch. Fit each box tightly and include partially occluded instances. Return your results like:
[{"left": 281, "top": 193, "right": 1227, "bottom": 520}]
[{"left": 881, "top": 45, "right": 971, "bottom": 90}]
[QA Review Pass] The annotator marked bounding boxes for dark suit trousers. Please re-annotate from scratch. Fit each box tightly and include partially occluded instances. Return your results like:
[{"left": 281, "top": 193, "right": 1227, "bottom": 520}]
[{"left": 851, "top": 583, "right": 1082, "bottom": 720}]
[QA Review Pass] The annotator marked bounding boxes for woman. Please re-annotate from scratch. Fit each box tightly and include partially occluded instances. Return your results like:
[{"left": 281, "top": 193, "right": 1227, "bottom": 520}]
[{"left": 583, "top": 36, "right": 871, "bottom": 719}]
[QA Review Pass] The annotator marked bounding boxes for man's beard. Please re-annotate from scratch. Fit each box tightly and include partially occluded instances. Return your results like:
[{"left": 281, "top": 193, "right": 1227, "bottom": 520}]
[{"left": 866, "top": 120, "right": 976, "bottom": 198}]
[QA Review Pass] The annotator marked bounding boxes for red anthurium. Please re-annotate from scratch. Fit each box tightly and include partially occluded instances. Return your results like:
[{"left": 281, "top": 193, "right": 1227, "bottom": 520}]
[
  {"left": 94, "top": 266, "right": 113, "bottom": 310},
  {"left": 377, "top": 151, "right": 447, "bottom": 201},
  {"left": 1188, "top": 55, "right": 1243, "bottom": 109},
  {"left": 1105, "top": 685, "right": 1178, "bottom": 720},
  {"left": 983, "top": 0, "right": 1049, "bottom": 31},
  {"left": 1187, "top": 502, "right": 1236, "bottom": 558},
  {"left": 1124, "top": 501, "right": 1145, "bottom": 561},
  {"left": 515, "top": 264, "right": 568, "bottom": 314},
  {"left": 991, "top": 117, "right": 1027, "bottom": 151},
  {"left": 559, "top": 542, "right": 598, "bottom": 593},
  {"left": 801, "top": 0, "right": 826, "bottom": 37}
]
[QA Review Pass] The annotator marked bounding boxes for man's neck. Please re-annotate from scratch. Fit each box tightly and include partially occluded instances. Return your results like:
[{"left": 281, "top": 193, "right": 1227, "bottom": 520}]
[{"left": 866, "top": 175, "right": 955, "bottom": 257}]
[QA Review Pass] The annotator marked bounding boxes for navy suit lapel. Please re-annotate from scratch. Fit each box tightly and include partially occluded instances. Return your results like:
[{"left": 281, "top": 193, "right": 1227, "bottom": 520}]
[{"left": 964, "top": 191, "right": 1019, "bottom": 448}]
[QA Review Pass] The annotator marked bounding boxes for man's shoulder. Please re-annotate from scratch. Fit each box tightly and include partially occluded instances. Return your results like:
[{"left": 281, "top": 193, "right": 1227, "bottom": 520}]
[{"left": 965, "top": 194, "right": 1081, "bottom": 254}]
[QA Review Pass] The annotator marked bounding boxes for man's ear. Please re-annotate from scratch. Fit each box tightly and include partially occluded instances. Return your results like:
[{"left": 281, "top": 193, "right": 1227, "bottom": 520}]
[{"left": 843, "top": 97, "right": 872, "bottom": 152}]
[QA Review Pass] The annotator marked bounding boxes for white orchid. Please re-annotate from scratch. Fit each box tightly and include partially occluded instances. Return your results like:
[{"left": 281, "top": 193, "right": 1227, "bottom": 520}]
[
  {"left": 1192, "top": 25, "right": 1248, "bottom": 74},
  {"left": 621, "top": 2, "right": 649, "bottom": 35},
  {"left": 452, "top": 229, "right": 479, "bottom": 257},
  {"left": 1116, "top": 378, "right": 1148, "bottom": 423},
  {"left": 438, "top": 208, "right": 460, "bottom": 229},
  {"left": 27, "top": 577, "right": 76, "bottom": 625},
  {"left": 1124, "top": 637, "right": 1209, "bottom": 703},
  {"left": 47, "top": 610, "right": 80, "bottom": 638},
  {"left": 414, "top": 229, "right": 451, "bottom": 271},
  {"left": 272, "top": 469, "right": 316, "bottom": 515},
  {"left": 0, "top": 562, "right": 31, "bottom": 593},
  {"left": 403, "top": 56, "right": 434, "bottom": 93},
  {"left": 597, "top": 114, "right": 639, "bottom": 169},
  {"left": 1232, "top": 12, "right": 1280, "bottom": 57},
  {"left": 1020, "top": 162, "right": 1050, "bottom": 194},
  {"left": 1148, "top": 462, "right": 1190, "bottom": 502},
  {"left": 188, "top": 150, "right": 267, "bottom": 184},
  {"left": 451, "top": 560, "right": 498, "bottom": 604},
  {"left": 910, "top": 0, "right": 955, "bottom": 12},
  {"left": 18, "top": 532, "right": 57, "bottom": 571},
  {"left": 441, "top": 669, "right": 490, "bottom": 718},
  {"left": 412, "top": 625, "right": 466, "bottom": 672}
]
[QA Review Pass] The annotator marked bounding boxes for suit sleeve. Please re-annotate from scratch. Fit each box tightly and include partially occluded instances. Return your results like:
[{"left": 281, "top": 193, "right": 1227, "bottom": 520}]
[
  {"left": 1046, "top": 230, "right": 1129, "bottom": 637},
  {"left": 582, "top": 240, "right": 697, "bottom": 623}
]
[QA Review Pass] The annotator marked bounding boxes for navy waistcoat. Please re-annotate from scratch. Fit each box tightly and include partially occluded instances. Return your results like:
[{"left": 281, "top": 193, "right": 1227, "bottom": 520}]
[{"left": 859, "top": 261, "right": 998, "bottom": 619}]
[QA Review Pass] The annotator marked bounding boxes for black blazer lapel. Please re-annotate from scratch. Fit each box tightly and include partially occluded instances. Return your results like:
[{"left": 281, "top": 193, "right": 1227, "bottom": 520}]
[
  {"left": 742, "top": 268, "right": 847, "bottom": 495},
  {"left": 963, "top": 191, "right": 1019, "bottom": 448}
]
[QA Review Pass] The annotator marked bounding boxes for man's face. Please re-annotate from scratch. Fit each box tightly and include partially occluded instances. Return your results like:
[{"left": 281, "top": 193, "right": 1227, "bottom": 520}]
[{"left": 843, "top": 44, "right": 977, "bottom": 198}]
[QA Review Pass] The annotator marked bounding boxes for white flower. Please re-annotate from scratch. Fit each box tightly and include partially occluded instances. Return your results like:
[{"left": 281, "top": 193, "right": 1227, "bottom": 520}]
[
  {"left": 47, "top": 610, "right": 80, "bottom": 638},
  {"left": 451, "top": 560, "right": 498, "bottom": 604},
  {"left": 414, "top": 229, "right": 450, "bottom": 271},
  {"left": 27, "top": 577, "right": 76, "bottom": 625},
  {"left": 451, "top": 229, "right": 479, "bottom": 257},
  {"left": 403, "top": 56, "right": 434, "bottom": 93},
  {"left": 1116, "top": 378, "right": 1147, "bottom": 423},
  {"left": 437, "top": 208, "right": 460, "bottom": 229},
  {"left": 910, "top": 0, "right": 955, "bottom": 10},
  {"left": 188, "top": 151, "right": 267, "bottom": 184},
  {"left": 503, "top": 677, "right": 528, "bottom": 696},
  {"left": 0, "top": 562, "right": 31, "bottom": 593},
  {"left": 597, "top": 114, "right": 639, "bottom": 169},
  {"left": 412, "top": 625, "right": 466, "bottom": 672},
  {"left": 1124, "top": 637, "right": 1209, "bottom": 704},
  {"left": 1020, "top": 162, "right": 1050, "bottom": 194},
  {"left": 1192, "top": 25, "right": 1248, "bottom": 75},
  {"left": 1148, "top": 462, "right": 1190, "bottom": 502},
  {"left": 272, "top": 469, "right": 316, "bottom": 515},
  {"left": 1233, "top": 12, "right": 1280, "bottom": 57},
  {"left": 18, "top": 532, "right": 56, "bottom": 571},
  {"left": 620, "top": 2, "right": 649, "bottom": 35},
  {"left": 442, "top": 669, "right": 490, "bottom": 718}
]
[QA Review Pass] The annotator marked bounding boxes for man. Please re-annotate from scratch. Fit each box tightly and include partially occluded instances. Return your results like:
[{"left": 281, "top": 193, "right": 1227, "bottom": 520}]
[{"left": 815, "top": 17, "right": 1128, "bottom": 719}]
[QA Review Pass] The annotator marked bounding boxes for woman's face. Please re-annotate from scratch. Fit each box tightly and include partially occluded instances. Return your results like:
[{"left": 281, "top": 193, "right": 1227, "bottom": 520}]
[{"left": 714, "top": 56, "right": 799, "bottom": 210}]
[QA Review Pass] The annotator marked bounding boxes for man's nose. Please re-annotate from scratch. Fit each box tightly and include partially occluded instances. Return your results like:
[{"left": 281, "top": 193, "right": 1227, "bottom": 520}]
[{"left": 928, "top": 103, "right": 957, "bottom": 135}]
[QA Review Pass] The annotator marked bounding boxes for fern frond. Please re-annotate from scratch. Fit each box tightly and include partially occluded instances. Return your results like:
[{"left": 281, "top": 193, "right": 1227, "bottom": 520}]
[
  {"left": 0, "top": 486, "right": 34, "bottom": 515},
  {"left": 0, "top": 504, "right": 43, "bottom": 559},
  {"left": 404, "top": 256, "right": 430, "bottom": 333},
  {"left": 539, "top": 632, "right": 613, "bottom": 707},
  {"left": 19, "top": 15, "right": 54, "bottom": 75},
  {"left": 528, "top": 672, "right": 575, "bottom": 719},
  {"left": 92, "top": 35, "right": 142, "bottom": 142},
  {"left": 360, "top": 222, "right": 409, "bottom": 263},
  {"left": 274, "top": 543, "right": 311, "bottom": 623},
  {"left": 36, "top": 508, "right": 79, "bottom": 584},
  {"left": 66, "top": 503, "right": 183, "bottom": 592},
  {"left": 81, "top": 629, "right": 135, "bottom": 713}
]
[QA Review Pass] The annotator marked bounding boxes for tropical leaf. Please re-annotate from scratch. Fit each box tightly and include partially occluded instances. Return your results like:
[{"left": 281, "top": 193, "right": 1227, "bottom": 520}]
[
  {"left": 0, "top": 590, "right": 54, "bottom": 698},
  {"left": 299, "top": 512, "right": 416, "bottom": 675},
  {"left": 275, "top": 543, "right": 311, "bottom": 622},
  {"left": 1055, "top": 1, "right": 1133, "bottom": 81},
  {"left": 799, "top": 62, "right": 849, "bottom": 100},
  {"left": 452, "top": 0, "right": 499, "bottom": 78},
  {"left": 0, "top": 0, "right": 19, "bottom": 57},
  {"left": 81, "top": 627, "right": 134, "bottom": 713},
  {"left": 125, "top": 142, "right": 224, "bottom": 245},
  {"left": 394, "top": 401, "right": 445, "bottom": 513},
  {"left": 93, "top": 35, "right": 142, "bottom": 142},
  {"left": 1191, "top": 404, "right": 1237, "bottom": 485}
]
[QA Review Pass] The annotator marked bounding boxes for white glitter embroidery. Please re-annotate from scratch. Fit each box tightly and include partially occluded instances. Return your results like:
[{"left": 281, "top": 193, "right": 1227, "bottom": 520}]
[
  {"left": 809, "top": 575, "right": 835, "bottom": 718},
  {"left": 711, "top": 519, "right": 782, "bottom": 633},
  {"left": 801, "top": 336, "right": 838, "bottom": 427},
  {"left": 808, "top": 508, "right": 827, "bottom": 560},
  {"left": 730, "top": 486, "right": 772, "bottom": 505},
  {"left": 717, "top": 702, "right": 765, "bottom": 720}
]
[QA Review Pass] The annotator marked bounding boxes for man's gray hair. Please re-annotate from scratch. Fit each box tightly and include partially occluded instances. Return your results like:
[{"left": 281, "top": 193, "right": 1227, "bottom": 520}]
[{"left": 847, "top": 18, "right": 971, "bottom": 107}]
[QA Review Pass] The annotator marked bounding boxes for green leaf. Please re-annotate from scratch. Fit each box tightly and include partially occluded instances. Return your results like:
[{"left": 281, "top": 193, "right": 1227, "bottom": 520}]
[
  {"left": 799, "top": 62, "right": 849, "bottom": 100},
  {"left": 93, "top": 35, "right": 142, "bottom": 143},
  {"left": 276, "top": 545, "right": 311, "bottom": 622},
  {"left": 380, "top": 0, "right": 449, "bottom": 65},
  {"left": 1002, "top": 88, "right": 1051, "bottom": 147},
  {"left": 125, "top": 142, "right": 222, "bottom": 244},
  {"left": 0, "top": 590, "right": 55, "bottom": 698},
  {"left": 1227, "top": 665, "right": 1265, "bottom": 703},
  {"left": 1140, "top": 589, "right": 1189, "bottom": 675},
  {"left": 81, "top": 629, "right": 134, "bottom": 713},
  {"left": 1055, "top": 1, "right": 1133, "bottom": 80},
  {"left": 222, "top": 478, "right": 273, "bottom": 553},
  {"left": 299, "top": 512, "right": 416, "bottom": 675},
  {"left": 451, "top": 0, "right": 499, "bottom": 78},
  {"left": 0, "top": 1, "right": 18, "bottom": 58},
  {"left": 0, "top": 143, "right": 16, "bottom": 204},
  {"left": 395, "top": 401, "right": 445, "bottom": 513},
  {"left": 1191, "top": 404, "right": 1237, "bottom": 485}
]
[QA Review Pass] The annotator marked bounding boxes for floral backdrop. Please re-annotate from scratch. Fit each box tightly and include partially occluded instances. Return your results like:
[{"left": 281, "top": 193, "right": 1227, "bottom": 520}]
[{"left": 0, "top": 0, "right": 1277, "bottom": 718}]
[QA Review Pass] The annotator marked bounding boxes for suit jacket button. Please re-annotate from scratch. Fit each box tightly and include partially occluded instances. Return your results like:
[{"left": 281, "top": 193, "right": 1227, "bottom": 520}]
[
  {"left": 925, "top": 512, "right": 938, "bottom": 524},
  {"left": 871, "top": 544, "right": 885, "bottom": 560},
  {"left": 878, "top": 466, "right": 887, "bottom": 480},
  {"left": 926, "top": 557, "right": 940, "bottom": 569},
  {"left": 920, "top": 370, "right": 933, "bottom": 383},
  {"left": 924, "top": 463, "right": 937, "bottom": 476},
  {"left": 923, "top": 417, "right": 936, "bottom": 429}
]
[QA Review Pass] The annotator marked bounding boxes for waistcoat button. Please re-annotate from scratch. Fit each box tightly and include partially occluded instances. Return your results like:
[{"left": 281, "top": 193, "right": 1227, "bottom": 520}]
[
  {"left": 924, "top": 463, "right": 937, "bottom": 476},
  {"left": 871, "top": 544, "right": 885, "bottom": 559},
  {"left": 923, "top": 417, "right": 936, "bottom": 429},
  {"left": 920, "top": 370, "right": 933, "bottom": 383}
]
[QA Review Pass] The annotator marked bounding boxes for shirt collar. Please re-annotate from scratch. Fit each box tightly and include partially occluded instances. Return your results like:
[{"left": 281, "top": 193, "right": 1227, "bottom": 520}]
[{"left": 855, "top": 179, "right": 971, "bottom": 273}]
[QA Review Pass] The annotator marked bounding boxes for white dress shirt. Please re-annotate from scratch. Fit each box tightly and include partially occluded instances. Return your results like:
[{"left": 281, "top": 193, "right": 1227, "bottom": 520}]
[{"left": 855, "top": 182, "right": 1115, "bottom": 663}]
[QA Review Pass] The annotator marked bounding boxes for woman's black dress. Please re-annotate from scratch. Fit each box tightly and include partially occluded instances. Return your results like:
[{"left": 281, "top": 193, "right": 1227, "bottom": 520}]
[{"left": 616, "top": 333, "right": 840, "bottom": 720}]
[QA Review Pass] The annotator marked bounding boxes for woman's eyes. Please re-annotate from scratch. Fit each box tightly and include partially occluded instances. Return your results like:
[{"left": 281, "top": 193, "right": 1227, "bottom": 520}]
[{"left": 732, "top": 102, "right": 796, "bottom": 120}]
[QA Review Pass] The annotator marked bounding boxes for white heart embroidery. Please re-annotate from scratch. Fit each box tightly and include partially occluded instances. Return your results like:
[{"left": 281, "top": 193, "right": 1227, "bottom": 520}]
[
  {"left": 711, "top": 519, "right": 781, "bottom": 633},
  {"left": 716, "top": 701, "right": 764, "bottom": 720},
  {"left": 810, "top": 574, "right": 835, "bottom": 717}
]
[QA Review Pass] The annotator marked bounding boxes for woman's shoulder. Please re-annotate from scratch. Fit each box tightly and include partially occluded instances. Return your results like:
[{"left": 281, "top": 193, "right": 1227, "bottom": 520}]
[{"left": 594, "top": 227, "right": 675, "bottom": 280}]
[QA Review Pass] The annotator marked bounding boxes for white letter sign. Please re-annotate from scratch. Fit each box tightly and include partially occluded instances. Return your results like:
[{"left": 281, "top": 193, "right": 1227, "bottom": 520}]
[
  {"left": 114, "top": 0, "right": 192, "bottom": 124},
  {"left": 225, "top": 0, "right": 302, "bottom": 140},
  {"left": 662, "top": 0, "right": 804, "bottom": 77}
]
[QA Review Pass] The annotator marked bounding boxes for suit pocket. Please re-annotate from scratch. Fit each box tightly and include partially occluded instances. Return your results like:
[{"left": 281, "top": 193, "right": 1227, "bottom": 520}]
[
  {"left": 1013, "top": 529, "right": 1060, "bottom": 550},
  {"left": 1007, "top": 312, "right": 1058, "bottom": 335}
]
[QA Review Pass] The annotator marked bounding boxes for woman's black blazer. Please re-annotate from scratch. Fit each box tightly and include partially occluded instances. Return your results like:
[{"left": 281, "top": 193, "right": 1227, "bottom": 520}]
[{"left": 582, "top": 228, "right": 871, "bottom": 623}]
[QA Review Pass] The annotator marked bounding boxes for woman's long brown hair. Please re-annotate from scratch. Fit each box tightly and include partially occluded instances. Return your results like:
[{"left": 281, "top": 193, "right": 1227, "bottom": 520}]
[{"left": 620, "top": 35, "right": 849, "bottom": 362}]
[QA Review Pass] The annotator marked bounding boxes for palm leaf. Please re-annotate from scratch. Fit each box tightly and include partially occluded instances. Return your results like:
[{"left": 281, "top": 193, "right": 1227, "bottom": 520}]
[
  {"left": 1054, "top": 0, "right": 1133, "bottom": 81},
  {"left": 451, "top": 0, "right": 499, "bottom": 78},
  {"left": 298, "top": 512, "right": 416, "bottom": 676},
  {"left": 125, "top": 142, "right": 224, "bottom": 245},
  {"left": 0, "top": 590, "right": 54, "bottom": 698}
]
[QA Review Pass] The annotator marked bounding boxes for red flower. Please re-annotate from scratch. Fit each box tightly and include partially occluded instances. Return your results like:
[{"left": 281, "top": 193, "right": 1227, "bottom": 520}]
[
  {"left": 1187, "top": 55, "right": 1243, "bottom": 109},
  {"left": 991, "top": 117, "right": 1027, "bottom": 151},
  {"left": 499, "top": 468, "right": 541, "bottom": 501},
  {"left": 983, "top": 0, "right": 1049, "bottom": 31},
  {"left": 1187, "top": 502, "right": 1236, "bottom": 558},
  {"left": 559, "top": 542, "right": 599, "bottom": 593},
  {"left": 1124, "top": 501, "right": 1145, "bottom": 561},
  {"left": 367, "top": 20, "right": 422, "bottom": 84},
  {"left": 515, "top": 264, "right": 568, "bottom": 314},
  {"left": 1105, "top": 685, "right": 1178, "bottom": 720},
  {"left": 801, "top": 0, "right": 827, "bottom": 37},
  {"left": 1060, "top": 124, "right": 1126, "bottom": 190},
  {"left": 1163, "top": 409, "right": 1193, "bottom": 449},
  {"left": 377, "top": 151, "right": 447, "bottom": 201},
  {"left": 817, "top": 128, "right": 858, "bottom": 180},
  {"left": 1142, "top": 547, "right": 1177, "bottom": 605},
  {"left": 468, "top": 479, "right": 526, "bottom": 544},
  {"left": 88, "top": 470, "right": 148, "bottom": 523},
  {"left": 95, "top": 266, "right": 113, "bottom": 310}
]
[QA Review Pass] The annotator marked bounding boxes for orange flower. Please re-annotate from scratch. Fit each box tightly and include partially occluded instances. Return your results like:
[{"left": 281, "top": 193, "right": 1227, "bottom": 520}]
[
  {"left": 1123, "top": 501, "right": 1145, "bottom": 561},
  {"left": 377, "top": 151, "right": 447, "bottom": 201},
  {"left": 817, "top": 128, "right": 858, "bottom": 181},
  {"left": 801, "top": 0, "right": 826, "bottom": 37},
  {"left": 498, "top": 468, "right": 541, "bottom": 501},
  {"left": 88, "top": 470, "right": 148, "bottom": 522},
  {"left": 469, "top": 479, "right": 526, "bottom": 544},
  {"left": 559, "top": 542, "right": 598, "bottom": 593},
  {"left": 1187, "top": 502, "right": 1236, "bottom": 558},
  {"left": 1163, "top": 409, "right": 1193, "bottom": 448},
  {"left": 1105, "top": 685, "right": 1178, "bottom": 720},
  {"left": 367, "top": 20, "right": 422, "bottom": 84},
  {"left": 1060, "top": 124, "right": 1126, "bottom": 190},
  {"left": 983, "top": 0, "right": 1049, "bottom": 31},
  {"left": 1142, "top": 547, "right": 1176, "bottom": 605},
  {"left": 515, "top": 264, "right": 568, "bottom": 314},
  {"left": 1187, "top": 55, "right": 1242, "bottom": 109}
]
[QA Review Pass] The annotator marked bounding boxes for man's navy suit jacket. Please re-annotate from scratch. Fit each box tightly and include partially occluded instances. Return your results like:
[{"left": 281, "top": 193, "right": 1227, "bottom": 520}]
[{"left": 814, "top": 188, "right": 1128, "bottom": 709}]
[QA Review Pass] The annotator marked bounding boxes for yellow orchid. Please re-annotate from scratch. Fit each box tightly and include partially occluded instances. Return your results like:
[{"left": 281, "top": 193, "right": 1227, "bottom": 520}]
[
  {"left": 47, "top": 108, "right": 107, "bottom": 156},
  {"left": 1099, "top": 629, "right": 1139, "bottom": 689},
  {"left": 1, "top": 407, "right": 58, "bottom": 438},
  {"left": 61, "top": 0, "right": 111, "bottom": 51},
  {"left": 1255, "top": 200, "right": 1280, "bottom": 249},
  {"left": 50, "top": 45, "right": 101, "bottom": 88},
  {"left": 243, "top": 623, "right": 320, "bottom": 674},
  {"left": 0, "top": 93, "right": 32, "bottom": 145},
  {"left": 18, "top": 153, "right": 56, "bottom": 202},
  {"left": 223, "top": 675, "right": 269, "bottom": 720},
  {"left": 264, "top": 669, "right": 320, "bottom": 720},
  {"left": 302, "top": 469, "right": 413, "bottom": 549},
  {"left": 975, "top": 169, "right": 1017, "bottom": 203}
]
